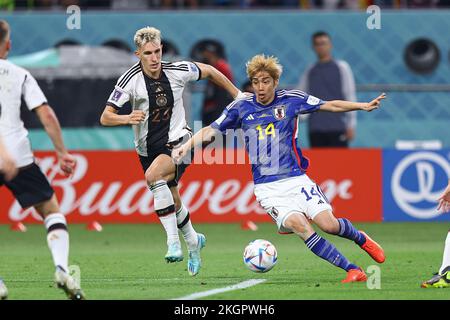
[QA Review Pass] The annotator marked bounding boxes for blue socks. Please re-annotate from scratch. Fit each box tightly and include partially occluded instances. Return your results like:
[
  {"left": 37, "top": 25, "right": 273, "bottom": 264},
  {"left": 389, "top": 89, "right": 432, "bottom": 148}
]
[
  {"left": 305, "top": 233, "right": 358, "bottom": 272},
  {"left": 337, "top": 218, "right": 366, "bottom": 246}
]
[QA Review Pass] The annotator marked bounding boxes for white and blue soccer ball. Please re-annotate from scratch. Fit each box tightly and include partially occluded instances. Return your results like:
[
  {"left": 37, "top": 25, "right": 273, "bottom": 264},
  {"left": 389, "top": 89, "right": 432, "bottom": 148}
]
[{"left": 243, "top": 239, "right": 278, "bottom": 273}]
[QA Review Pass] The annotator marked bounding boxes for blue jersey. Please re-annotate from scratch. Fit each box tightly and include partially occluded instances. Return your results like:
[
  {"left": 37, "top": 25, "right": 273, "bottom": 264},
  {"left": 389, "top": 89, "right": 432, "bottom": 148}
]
[{"left": 211, "top": 89, "right": 324, "bottom": 184}]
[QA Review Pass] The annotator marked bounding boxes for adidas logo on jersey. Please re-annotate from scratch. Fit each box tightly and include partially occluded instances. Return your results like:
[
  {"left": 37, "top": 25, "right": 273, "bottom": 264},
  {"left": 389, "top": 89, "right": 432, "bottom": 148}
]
[
  {"left": 245, "top": 114, "right": 255, "bottom": 121},
  {"left": 318, "top": 200, "right": 324, "bottom": 204}
]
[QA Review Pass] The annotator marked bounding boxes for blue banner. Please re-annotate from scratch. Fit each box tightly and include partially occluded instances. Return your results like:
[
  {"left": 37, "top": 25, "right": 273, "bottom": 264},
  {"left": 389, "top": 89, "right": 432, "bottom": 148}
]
[{"left": 383, "top": 150, "right": 450, "bottom": 221}]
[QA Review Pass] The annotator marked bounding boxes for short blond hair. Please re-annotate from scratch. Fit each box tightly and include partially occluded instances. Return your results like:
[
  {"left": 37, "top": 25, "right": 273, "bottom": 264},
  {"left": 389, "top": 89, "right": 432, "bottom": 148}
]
[
  {"left": 134, "top": 26, "right": 161, "bottom": 48},
  {"left": 246, "top": 54, "right": 283, "bottom": 81}
]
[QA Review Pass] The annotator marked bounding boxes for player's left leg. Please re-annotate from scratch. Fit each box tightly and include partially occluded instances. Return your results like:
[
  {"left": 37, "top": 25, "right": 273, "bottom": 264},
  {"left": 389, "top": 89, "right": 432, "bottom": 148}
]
[
  {"left": 170, "top": 184, "right": 205, "bottom": 275},
  {"left": 313, "top": 210, "right": 385, "bottom": 264},
  {"left": 34, "top": 196, "right": 85, "bottom": 300}
]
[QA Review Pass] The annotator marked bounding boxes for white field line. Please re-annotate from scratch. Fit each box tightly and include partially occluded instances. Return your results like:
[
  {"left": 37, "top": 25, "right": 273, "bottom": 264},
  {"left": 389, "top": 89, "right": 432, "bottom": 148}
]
[{"left": 172, "top": 279, "right": 267, "bottom": 300}]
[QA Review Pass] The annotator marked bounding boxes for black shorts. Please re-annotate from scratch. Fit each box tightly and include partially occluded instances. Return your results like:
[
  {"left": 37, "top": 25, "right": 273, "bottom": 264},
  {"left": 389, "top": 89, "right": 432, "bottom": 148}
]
[
  {"left": 0, "top": 162, "right": 54, "bottom": 209},
  {"left": 138, "top": 133, "right": 193, "bottom": 188}
]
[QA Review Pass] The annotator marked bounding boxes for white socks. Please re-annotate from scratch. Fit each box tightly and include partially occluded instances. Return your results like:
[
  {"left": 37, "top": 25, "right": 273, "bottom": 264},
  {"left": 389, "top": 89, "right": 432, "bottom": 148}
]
[
  {"left": 44, "top": 213, "right": 69, "bottom": 272},
  {"left": 150, "top": 180, "right": 180, "bottom": 246},
  {"left": 176, "top": 204, "right": 198, "bottom": 251},
  {"left": 159, "top": 213, "right": 180, "bottom": 246},
  {"left": 439, "top": 231, "right": 450, "bottom": 275}
]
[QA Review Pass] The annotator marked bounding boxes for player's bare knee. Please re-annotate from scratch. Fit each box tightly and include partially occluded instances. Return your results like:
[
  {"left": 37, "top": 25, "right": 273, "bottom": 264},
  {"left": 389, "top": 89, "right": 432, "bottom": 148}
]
[
  {"left": 320, "top": 219, "right": 340, "bottom": 235},
  {"left": 145, "top": 170, "right": 165, "bottom": 186},
  {"left": 284, "top": 213, "right": 311, "bottom": 236},
  {"left": 34, "top": 196, "right": 60, "bottom": 218}
]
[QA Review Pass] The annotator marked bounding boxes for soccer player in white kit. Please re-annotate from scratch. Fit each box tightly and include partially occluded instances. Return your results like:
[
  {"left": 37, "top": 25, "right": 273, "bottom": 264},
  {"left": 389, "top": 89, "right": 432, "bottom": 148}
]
[
  {"left": 100, "top": 27, "right": 246, "bottom": 276},
  {"left": 0, "top": 134, "right": 17, "bottom": 300},
  {"left": 0, "top": 20, "right": 84, "bottom": 299}
]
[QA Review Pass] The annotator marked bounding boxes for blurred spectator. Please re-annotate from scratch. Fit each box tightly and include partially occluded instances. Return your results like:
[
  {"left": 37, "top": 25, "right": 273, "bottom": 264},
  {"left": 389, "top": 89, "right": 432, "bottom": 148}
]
[
  {"left": 111, "top": 0, "right": 149, "bottom": 9},
  {"left": 407, "top": 0, "right": 437, "bottom": 7},
  {"left": 298, "top": 31, "right": 357, "bottom": 148},
  {"left": 200, "top": 43, "right": 234, "bottom": 126},
  {"left": 437, "top": 0, "right": 450, "bottom": 6}
]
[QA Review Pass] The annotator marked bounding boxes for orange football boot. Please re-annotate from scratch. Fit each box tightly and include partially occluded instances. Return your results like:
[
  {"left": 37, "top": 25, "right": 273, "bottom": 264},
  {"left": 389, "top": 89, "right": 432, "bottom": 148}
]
[
  {"left": 341, "top": 268, "right": 367, "bottom": 283},
  {"left": 359, "top": 231, "right": 386, "bottom": 263}
]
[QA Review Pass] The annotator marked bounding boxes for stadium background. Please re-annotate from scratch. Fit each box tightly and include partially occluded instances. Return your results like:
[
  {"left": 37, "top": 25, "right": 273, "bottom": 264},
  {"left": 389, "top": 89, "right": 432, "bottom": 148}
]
[{"left": 1, "top": 8, "right": 449, "bottom": 224}]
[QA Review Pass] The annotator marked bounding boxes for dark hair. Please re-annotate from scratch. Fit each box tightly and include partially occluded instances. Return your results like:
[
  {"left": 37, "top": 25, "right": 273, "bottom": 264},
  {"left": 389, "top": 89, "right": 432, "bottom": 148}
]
[
  {"left": 0, "top": 20, "right": 10, "bottom": 44},
  {"left": 312, "top": 31, "right": 330, "bottom": 43}
]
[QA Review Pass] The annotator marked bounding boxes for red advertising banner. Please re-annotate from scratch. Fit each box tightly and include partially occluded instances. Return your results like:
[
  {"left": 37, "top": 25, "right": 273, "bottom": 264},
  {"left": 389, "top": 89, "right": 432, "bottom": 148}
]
[{"left": 0, "top": 149, "right": 382, "bottom": 224}]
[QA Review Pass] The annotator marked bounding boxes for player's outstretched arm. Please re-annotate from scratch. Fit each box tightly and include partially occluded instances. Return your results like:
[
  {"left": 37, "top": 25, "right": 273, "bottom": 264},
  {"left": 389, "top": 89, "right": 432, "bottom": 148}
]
[
  {"left": 100, "top": 105, "right": 146, "bottom": 126},
  {"left": 0, "top": 135, "right": 18, "bottom": 181},
  {"left": 35, "top": 104, "right": 76, "bottom": 177},
  {"left": 172, "top": 125, "right": 219, "bottom": 163},
  {"left": 195, "top": 62, "right": 247, "bottom": 100},
  {"left": 437, "top": 180, "right": 450, "bottom": 213},
  {"left": 320, "top": 93, "right": 386, "bottom": 113}
]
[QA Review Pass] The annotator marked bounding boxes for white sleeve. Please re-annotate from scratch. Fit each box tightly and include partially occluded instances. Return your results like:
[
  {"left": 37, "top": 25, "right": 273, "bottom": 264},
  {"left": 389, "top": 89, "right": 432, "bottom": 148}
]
[
  {"left": 106, "top": 85, "right": 131, "bottom": 109},
  {"left": 22, "top": 72, "right": 47, "bottom": 111},
  {"left": 338, "top": 60, "right": 357, "bottom": 129},
  {"left": 175, "top": 61, "right": 201, "bottom": 84},
  {"left": 106, "top": 71, "right": 133, "bottom": 109}
]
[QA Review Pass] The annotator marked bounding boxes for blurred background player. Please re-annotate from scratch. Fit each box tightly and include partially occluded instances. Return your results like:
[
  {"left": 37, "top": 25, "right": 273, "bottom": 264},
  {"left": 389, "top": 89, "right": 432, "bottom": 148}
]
[
  {"left": 0, "top": 20, "right": 84, "bottom": 300},
  {"left": 100, "top": 26, "right": 246, "bottom": 276},
  {"left": 200, "top": 43, "right": 234, "bottom": 126},
  {"left": 174, "top": 54, "right": 386, "bottom": 283},
  {"left": 298, "top": 31, "right": 357, "bottom": 148},
  {"left": 0, "top": 134, "right": 17, "bottom": 300},
  {"left": 421, "top": 180, "right": 450, "bottom": 288}
]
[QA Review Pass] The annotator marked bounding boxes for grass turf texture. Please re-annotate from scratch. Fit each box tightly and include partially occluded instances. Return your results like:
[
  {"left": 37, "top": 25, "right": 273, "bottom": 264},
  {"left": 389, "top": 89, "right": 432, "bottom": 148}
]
[{"left": 0, "top": 222, "right": 448, "bottom": 300}]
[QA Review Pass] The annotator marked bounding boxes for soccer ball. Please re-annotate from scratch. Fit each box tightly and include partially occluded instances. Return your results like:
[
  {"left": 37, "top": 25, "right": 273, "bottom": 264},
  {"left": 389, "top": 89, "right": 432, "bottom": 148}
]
[{"left": 243, "top": 239, "right": 277, "bottom": 273}]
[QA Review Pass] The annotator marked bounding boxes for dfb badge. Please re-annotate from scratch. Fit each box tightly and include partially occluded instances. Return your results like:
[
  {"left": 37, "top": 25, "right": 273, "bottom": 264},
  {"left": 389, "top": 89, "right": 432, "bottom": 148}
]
[{"left": 273, "top": 105, "right": 286, "bottom": 120}]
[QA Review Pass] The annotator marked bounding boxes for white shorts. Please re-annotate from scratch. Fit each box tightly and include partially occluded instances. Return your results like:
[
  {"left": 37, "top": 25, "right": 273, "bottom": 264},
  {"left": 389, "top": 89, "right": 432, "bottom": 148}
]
[{"left": 254, "top": 175, "right": 332, "bottom": 234}]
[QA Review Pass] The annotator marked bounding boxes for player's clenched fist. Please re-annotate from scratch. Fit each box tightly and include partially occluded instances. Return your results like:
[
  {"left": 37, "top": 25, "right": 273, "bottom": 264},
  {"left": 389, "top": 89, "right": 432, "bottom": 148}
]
[
  {"left": 59, "top": 152, "right": 77, "bottom": 177},
  {"left": 128, "top": 110, "right": 146, "bottom": 124},
  {"left": 172, "top": 144, "right": 188, "bottom": 164}
]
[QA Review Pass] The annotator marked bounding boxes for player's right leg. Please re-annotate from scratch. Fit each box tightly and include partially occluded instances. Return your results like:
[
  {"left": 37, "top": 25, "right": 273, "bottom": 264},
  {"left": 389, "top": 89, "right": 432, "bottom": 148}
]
[
  {"left": 0, "top": 278, "right": 8, "bottom": 300},
  {"left": 283, "top": 213, "right": 367, "bottom": 283},
  {"left": 145, "top": 154, "right": 182, "bottom": 263},
  {"left": 422, "top": 231, "right": 450, "bottom": 288}
]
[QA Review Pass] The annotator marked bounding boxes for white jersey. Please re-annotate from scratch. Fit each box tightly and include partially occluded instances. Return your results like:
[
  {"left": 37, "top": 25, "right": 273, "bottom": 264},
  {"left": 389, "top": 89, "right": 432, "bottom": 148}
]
[
  {"left": 0, "top": 59, "right": 47, "bottom": 167},
  {"left": 106, "top": 60, "right": 200, "bottom": 156}
]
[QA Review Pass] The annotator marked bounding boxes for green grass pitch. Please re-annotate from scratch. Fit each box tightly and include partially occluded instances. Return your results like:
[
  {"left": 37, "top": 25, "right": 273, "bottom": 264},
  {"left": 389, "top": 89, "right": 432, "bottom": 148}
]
[{"left": 0, "top": 222, "right": 449, "bottom": 300}]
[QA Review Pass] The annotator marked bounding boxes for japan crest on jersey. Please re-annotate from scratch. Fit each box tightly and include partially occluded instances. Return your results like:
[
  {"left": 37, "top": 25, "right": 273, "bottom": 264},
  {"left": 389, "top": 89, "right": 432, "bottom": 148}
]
[{"left": 273, "top": 105, "right": 286, "bottom": 120}]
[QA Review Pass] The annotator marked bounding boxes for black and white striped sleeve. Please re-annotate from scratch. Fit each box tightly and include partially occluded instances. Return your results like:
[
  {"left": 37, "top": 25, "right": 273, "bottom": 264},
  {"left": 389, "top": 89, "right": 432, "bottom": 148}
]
[
  {"left": 166, "top": 61, "right": 201, "bottom": 84},
  {"left": 106, "top": 63, "right": 139, "bottom": 109}
]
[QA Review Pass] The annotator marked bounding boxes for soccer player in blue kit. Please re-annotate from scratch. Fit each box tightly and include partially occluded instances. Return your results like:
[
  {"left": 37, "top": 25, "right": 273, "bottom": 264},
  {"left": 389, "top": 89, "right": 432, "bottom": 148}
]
[{"left": 173, "top": 54, "right": 386, "bottom": 283}]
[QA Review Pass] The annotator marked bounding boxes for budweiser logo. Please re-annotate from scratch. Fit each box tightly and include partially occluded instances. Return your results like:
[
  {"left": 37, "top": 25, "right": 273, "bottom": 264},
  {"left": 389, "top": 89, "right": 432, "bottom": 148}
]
[{"left": 6, "top": 154, "right": 353, "bottom": 222}]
